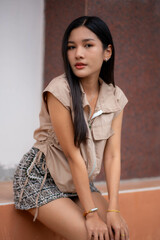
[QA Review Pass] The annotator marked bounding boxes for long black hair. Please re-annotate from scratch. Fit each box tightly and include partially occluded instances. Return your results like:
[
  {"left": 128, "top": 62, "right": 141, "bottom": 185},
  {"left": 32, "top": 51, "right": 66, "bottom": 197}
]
[{"left": 62, "top": 16, "right": 115, "bottom": 146}]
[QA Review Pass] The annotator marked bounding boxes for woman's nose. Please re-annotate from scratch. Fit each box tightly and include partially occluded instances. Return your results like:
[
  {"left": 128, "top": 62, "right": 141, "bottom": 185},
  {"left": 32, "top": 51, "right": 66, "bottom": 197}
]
[{"left": 75, "top": 46, "right": 84, "bottom": 59}]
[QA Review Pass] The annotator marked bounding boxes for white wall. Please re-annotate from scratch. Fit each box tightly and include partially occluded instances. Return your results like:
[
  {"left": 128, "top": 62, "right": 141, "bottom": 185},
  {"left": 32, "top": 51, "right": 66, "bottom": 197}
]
[{"left": 0, "top": 0, "right": 44, "bottom": 169}]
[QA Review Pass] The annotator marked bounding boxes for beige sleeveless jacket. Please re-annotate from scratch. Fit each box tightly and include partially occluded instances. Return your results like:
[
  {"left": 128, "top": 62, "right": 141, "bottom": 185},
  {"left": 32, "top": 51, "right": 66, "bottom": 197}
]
[{"left": 33, "top": 74, "right": 128, "bottom": 192}]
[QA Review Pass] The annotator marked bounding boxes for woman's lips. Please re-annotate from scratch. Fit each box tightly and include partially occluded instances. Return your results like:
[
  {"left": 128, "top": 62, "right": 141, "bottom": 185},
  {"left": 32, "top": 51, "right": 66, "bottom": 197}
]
[{"left": 75, "top": 63, "right": 87, "bottom": 69}]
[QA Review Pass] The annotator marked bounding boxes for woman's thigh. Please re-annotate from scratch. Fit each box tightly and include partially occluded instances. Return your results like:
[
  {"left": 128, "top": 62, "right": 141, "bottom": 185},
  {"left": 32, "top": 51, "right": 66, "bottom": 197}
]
[
  {"left": 28, "top": 197, "right": 88, "bottom": 240},
  {"left": 73, "top": 192, "right": 108, "bottom": 222}
]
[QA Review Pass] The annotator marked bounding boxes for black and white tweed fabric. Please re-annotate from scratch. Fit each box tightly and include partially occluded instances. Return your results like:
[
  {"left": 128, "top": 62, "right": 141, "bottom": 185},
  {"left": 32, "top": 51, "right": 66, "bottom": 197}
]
[{"left": 13, "top": 147, "right": 100, "bottom": 210}]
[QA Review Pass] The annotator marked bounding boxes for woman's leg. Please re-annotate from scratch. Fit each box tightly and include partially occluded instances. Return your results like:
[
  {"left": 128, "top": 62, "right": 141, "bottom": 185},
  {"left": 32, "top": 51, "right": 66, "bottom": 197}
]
[{"left": 28, "top": 197, "right": 88, "bottom": 240}]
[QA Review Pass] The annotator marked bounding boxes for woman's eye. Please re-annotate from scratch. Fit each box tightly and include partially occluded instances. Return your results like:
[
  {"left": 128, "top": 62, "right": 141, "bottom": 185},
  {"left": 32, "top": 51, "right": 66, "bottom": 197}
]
[
  {"left": 85, "top": 44, "right": 93, "bottom": 48},
  {"left": 67, "top": 46, "right": 75, "bottom": 50}
]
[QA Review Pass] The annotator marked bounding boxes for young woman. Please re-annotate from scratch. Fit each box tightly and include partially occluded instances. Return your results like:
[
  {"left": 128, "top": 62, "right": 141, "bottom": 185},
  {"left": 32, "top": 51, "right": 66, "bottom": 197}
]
[{"left": 13, "top": 16, "right": 129, "bottom": 240}]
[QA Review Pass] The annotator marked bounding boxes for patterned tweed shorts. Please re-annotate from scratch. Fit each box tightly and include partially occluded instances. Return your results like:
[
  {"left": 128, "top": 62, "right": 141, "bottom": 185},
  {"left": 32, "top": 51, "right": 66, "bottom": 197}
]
[{"left": 13, "top": 147, "right": 100, "bottom": 210}]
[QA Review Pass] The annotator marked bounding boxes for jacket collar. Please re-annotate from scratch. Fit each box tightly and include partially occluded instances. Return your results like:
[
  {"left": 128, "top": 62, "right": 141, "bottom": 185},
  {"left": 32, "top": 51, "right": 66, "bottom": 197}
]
[{"left": 80, "top": 78, "right": 121, "bottom": 113}]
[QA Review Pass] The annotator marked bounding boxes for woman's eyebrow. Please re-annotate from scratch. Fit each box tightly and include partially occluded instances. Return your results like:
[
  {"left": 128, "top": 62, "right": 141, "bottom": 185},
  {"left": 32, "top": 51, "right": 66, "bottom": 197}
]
[
  {"left": 82, "top": 38, "right": 95, "bottom": 42},
  {"left": 67, "top": 38, "right": 95, "bottom": 44}
]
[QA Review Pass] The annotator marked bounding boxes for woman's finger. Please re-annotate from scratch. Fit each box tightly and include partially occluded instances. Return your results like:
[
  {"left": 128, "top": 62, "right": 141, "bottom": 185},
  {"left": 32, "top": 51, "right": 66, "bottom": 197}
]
[
  {"left": 108, "top": 226, "right": 114, "bottom": 240},
  {"left": 88, "top": 230, "right": 93, "bottom": 240},
  {"left": 121, "top": 219, "right": 129, "bottom": 239},
  {"left": 124, "top": 227, "right": 129, "bottom": 240},
  {"left": 93, "top": 232, "right": 98, "bottom": 240},
  {"left": 99, "top": 233, "right": 104, "bottom": 240},
  {"left": 114, "top": 227, "right": 120, "bottom": 240},
  {"left": 120, "top": 230, "right": 126, "bottom": 240},
  {"left": 104, "top": 230, "right": 110, "bottom": 240},
  {"left": 122, "top": 217, "right": 129, "bottom": 235},
  {"left": 126, "top": 225, "right": 129, "bottom": 238}
]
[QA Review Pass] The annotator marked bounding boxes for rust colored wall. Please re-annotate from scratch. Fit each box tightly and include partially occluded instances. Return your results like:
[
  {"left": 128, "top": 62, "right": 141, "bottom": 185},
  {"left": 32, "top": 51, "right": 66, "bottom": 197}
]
[
  {"left": 44, "top": 0, "right": 160, "bottom": 180},
  {"left": 1, "top": 190, "right": 160, "bottom": 240}
]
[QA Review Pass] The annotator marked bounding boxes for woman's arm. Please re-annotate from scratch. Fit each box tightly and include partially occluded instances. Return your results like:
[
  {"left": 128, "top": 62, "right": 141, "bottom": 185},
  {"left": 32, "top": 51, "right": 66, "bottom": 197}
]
[
  {"left": 103, "top": 111, "right": 129, "bottom": 240},
  {"left": 47, "top": 92, "right": 109, "bottom": 239},
  {"left": 47, "top": 92, "right": 95, "bottom": 211},
  {"left": 103, "top": 111, "right": 123, "bottom": 210}
]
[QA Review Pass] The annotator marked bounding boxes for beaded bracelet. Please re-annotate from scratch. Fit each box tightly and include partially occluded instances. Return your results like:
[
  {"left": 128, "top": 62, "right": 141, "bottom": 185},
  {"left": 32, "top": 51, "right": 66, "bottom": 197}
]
[
  {"left": 107, "top": 209, "right": 120, "bottom": 213},
  {"left": 83, "top": 207, "right": 98, "bottom": 217}
]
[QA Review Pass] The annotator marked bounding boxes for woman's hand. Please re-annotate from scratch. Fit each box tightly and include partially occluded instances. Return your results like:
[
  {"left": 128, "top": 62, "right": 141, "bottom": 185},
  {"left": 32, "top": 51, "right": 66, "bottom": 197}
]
[
  {"left": 85, "top": 212, "right": 109, "bottom": 240},
  {"left": 106, "top": 212, "right": 129, "bottom": 240}
]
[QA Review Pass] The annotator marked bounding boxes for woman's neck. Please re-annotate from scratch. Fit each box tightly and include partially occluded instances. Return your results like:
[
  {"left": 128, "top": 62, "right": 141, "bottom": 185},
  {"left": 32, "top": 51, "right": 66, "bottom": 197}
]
[{"left": 80, "top": 74, "right": 100, "bottom": 96}]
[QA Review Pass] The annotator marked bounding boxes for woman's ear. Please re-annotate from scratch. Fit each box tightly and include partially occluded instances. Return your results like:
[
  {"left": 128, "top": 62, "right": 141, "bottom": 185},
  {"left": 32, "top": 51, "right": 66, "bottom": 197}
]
[{"left": 104, "top": 44, "right": 112, "bottom": 61}]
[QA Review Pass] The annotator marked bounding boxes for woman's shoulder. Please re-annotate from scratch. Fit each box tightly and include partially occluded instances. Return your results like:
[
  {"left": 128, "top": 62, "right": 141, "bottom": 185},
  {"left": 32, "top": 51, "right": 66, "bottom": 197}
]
[
  {"left": 101, "top": 81, "right": 128, "bottom": 115},
  {"left": 103, "top": 81, "right": 128, "bottom": 102},
  {"left": 44, "top": 73, "right": 70, "bottom": 93},
  {"left": 43, "top": 73, "right": 71, "bottom": 110},
  {"left": 112, "top": 83, "right": 128, "bottom": 115},
  {"left": 114, "top": 85, "right": 128, "bottom": 108}
]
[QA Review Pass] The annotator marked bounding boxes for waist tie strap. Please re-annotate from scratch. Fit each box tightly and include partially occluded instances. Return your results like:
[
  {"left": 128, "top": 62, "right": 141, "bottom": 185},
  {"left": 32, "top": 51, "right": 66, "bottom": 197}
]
[{"left": 33, "top": 163, "right": 48, "bottom": 221}]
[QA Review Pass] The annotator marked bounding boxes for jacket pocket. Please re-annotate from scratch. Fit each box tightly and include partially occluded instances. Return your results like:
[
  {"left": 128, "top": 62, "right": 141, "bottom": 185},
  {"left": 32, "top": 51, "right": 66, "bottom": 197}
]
[
  {"left": 91, "top": 113, "right": 115, "bottom": 175},
  {"left": 92, "top": 113, "right": 114, "bottom": 141},
  {"left": 92, "top": 126, "right": 114, "bottom": 140}
]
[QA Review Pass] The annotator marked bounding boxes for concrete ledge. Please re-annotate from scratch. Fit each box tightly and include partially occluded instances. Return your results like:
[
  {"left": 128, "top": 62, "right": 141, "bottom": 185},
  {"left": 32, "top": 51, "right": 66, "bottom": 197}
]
[
  {"left": 0, "top": 204, "right": 63, "bottom": 240},
  {"left": 115, "top": 190, "right": 160, "bottom": 240},
  {"left": 0, "top": 177, "right": 160, "bottom": 240}
]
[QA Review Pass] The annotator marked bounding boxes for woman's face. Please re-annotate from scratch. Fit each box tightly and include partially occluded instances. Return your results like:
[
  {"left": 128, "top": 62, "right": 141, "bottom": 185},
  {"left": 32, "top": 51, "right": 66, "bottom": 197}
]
[{"left": 67, "top": 26, "right": 109, "bottom": 80}]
